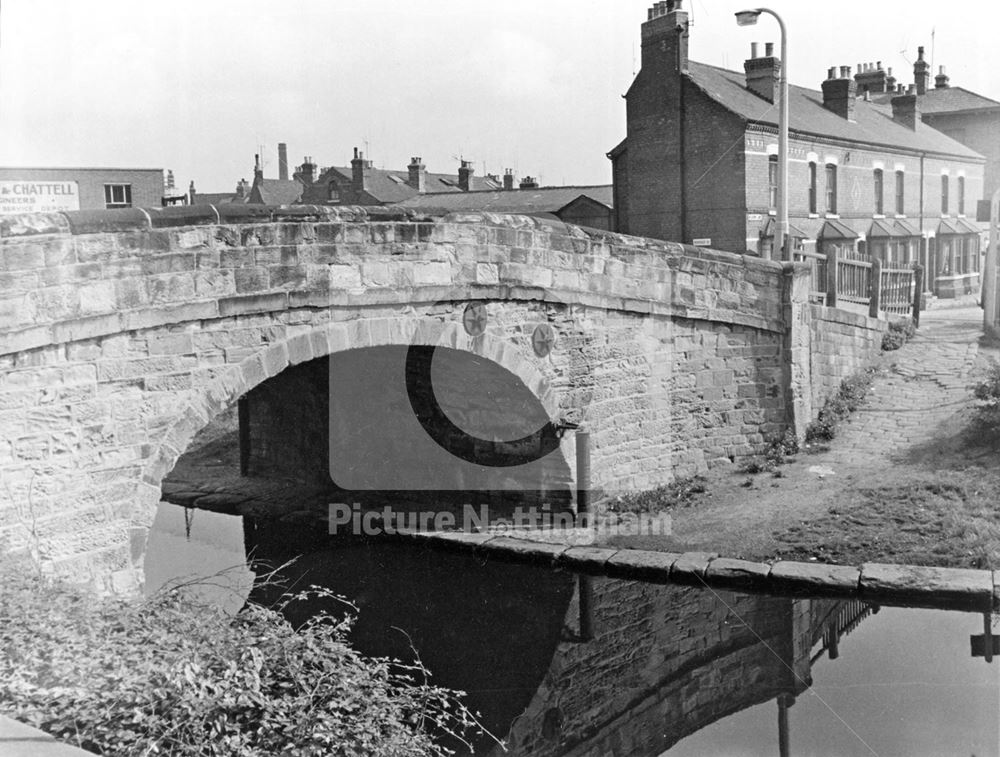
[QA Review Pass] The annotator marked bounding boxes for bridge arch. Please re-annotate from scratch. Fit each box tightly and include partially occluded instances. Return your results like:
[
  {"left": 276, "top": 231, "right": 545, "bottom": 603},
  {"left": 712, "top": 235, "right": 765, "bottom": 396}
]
[{"left": 142, "top": 314, "right": 575, "bottom": 532}]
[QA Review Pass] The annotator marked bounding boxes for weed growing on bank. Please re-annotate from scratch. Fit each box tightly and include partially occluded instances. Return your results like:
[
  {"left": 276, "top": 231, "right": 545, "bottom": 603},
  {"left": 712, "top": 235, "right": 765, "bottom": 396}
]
[
  {"left": 0, "top": 553, "right": 489, "bottom": 757},
  {"left": 971, "top": 360, "right": 1000, "bottom": 439},
  {"left": 739, "top": 430, "right": 800, "bottom": 474},
  {"left": 607, "top": 475, "right": 708, "bottom": 514},
  {"left": 805, "top": 367, "right": 878, "bottom": 443},
  {"left": 881, "top": 318, "right": 916, "bottom": 352}
]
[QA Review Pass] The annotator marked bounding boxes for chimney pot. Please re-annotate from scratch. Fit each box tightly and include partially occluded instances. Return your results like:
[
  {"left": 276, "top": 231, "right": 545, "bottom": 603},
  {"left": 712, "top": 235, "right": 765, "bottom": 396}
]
[
  {"left": 914, "top": 45, "right": 930, "bottom": 94},
  {"left": 827, "top": 66, "right": 836, "bottom": 80},
  {"left": 750, "top": 41, "right": 758, "bottom": 58},
  {"left": 764, "top": 41, "right": 773, "bottom": 57}
]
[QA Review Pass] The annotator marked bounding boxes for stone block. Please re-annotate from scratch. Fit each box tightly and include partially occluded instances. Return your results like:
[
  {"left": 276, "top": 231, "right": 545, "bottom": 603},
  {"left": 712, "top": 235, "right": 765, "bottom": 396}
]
[
  {"left": 859, "top": 562, "right": 994, "bottom": 611},
  {"left": 605, "top": 549, "right": 680, "bottom": 583},
  {"left": 670, "top": 551, "right": 720, "bottom": 585},
  {"left": 476, "top": 537, "right": 570, "bottom": 564},
  {"left": 556, "top": 546, "right": 619, "bottom": 574},
  {"left": 704, "top": 557, "right": 771, "bottom": 590},
  {"left": 769, "top": 561, "right": 861, "bottom": 597}
]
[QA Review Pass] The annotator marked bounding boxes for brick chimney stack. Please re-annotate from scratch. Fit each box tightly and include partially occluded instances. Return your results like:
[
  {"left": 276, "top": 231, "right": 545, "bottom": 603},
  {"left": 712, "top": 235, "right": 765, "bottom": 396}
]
[
  {"left": 642, "top": 0, "right": 689, "bottom": 80},
  {"left": 458, "top": 159, "right": 474, "bottom": 192},
  {"left": 503, "top": 169, "right": 515, "bottom": 191},
  {"left": 297, "top": 156, "right": 316, "bottom": 185},
  {"left": 914, "top": 46, "right": 930, "bottom": 95},
  {"left": 743, "top": 40, "right": 781, "bottom": 102},
  {"left": 407, "top": 157, "right": 426, "bottom": 192},
  {"left": 935, "top": 65, "right": 950, "bottom": 89},
  {"left": 519, "top": 176, "right": 539, "bottom": 190},
  {"left": 351, "top": 147, "right": 368, "bottom": 194},
  {"left": 278, "top": 143, "right": 289, "bottom": 181},
  {"left": 253, "top": 154, "right": 263, "bottom": 183},
  {"left": 822, "top": 65, "right": 857, "bottom": 121},
  {"left": 891, "top": 88, "right": 920, "bottom": 130},
  {"left": 236, "top": 178, "right": 249, "bottom": 199},
  {"left": 854, "top": 61, "right": 888, "bottom": 94}
]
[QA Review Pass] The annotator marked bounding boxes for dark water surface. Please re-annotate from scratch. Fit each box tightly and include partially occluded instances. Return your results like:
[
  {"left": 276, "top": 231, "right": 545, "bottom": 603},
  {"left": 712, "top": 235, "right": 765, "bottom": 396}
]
[{"left": 147, "top": 503, "right": 1000, "bottom": 757}]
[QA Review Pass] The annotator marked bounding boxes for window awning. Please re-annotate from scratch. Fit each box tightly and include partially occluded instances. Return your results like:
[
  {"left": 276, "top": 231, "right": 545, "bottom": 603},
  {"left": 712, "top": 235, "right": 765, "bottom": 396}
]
[
  {"left": 868, "top": 219, "right": 921, "bottom": 238},
  {"left": 817, "top": 219, "right": 859, "bottom": 240},
  {"left": 868, "top": 219, "right": 907, "bottom": 238},
  {"left": 759, "top": 218, "right": 809, "bottom": 238},
  {"left": 956, "top": 217, "right": 982, "bottom": 234}
]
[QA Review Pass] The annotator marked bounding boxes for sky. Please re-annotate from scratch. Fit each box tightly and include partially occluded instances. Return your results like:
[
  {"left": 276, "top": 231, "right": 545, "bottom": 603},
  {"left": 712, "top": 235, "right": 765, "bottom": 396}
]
[{"left": 1, "top": 1, "right": 998, "bottom": 194}]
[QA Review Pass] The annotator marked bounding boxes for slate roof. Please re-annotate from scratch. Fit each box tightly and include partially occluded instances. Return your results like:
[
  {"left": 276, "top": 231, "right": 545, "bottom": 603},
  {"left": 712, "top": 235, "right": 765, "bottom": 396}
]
[
  {"left": 316, "top": 165, "right": 503, "bottom": 204},
  {"left": 398, "top": 185, "right": 614, "bottom": 214},
  {"left": 251, "top": 178, "right": 303, "bottom": 205},
  {"left": 685, "top": 61, "right": 983, "bottom": 160},
  {"left": 191, "top": 192, "right": 241, "bottom": 206},
  {"left": 918, "top": 87, "right": 1000, "bottom": 115}
]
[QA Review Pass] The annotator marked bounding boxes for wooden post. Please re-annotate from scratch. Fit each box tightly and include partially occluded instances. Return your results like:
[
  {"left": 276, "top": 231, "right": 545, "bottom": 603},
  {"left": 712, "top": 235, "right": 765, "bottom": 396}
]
[
  {"left": 238, "top": 396, "right": 250, "bottom": 476},
  {"left": 825, "top": 247, "right": 839, "bottom": 309},
  {"left": 912, "top": 264, "right": 924, "bottom": 327},
  {"left": 869, "top": 258, "right": 883, "bottom": 319},
  {"left": 576, "top": 430, "right": 591, "bottom": 516},
  {"left": 778, "top": 694, "right": 793, "bottom": 757}
]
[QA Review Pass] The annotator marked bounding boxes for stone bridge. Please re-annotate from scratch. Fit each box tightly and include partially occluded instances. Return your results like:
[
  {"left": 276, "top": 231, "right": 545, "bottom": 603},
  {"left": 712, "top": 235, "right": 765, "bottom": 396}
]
[{"left": 0, "top": 205, "right": 887, "bottom": 591}]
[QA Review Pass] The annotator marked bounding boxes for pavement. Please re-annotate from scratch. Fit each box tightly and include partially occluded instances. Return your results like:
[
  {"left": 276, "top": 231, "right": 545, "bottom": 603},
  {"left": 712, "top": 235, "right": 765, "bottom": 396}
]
[
  {"left": 0, "top": 716, "right": 92, "bottom": 757},
  {"left": 820, "top": 305, "right": 993, "bottom": 470}
]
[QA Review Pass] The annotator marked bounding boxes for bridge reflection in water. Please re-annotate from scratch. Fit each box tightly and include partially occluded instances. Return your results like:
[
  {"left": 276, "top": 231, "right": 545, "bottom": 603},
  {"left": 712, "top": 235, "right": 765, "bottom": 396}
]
[{"left": 146, "top": 503, "right": 999, "bottom": 756}]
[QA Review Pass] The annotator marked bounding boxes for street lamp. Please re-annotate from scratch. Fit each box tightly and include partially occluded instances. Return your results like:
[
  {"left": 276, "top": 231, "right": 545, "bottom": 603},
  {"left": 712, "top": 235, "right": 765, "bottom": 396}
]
[{"left": 736, "top": 7, "right": 789, "bottom": 262}]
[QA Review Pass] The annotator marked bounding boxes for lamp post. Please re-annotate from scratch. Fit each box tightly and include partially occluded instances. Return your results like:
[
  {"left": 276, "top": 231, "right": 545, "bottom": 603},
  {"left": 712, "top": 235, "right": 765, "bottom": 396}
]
[{"left": 736, "top": 8, "right": 789, "bottom": 261}]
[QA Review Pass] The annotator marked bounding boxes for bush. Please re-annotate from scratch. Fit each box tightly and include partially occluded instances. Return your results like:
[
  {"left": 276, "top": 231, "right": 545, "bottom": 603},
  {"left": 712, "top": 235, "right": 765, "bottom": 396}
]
[
  {"left": 882, "top": 318, "right": 916, "bottom": 351},
  {"left": 972, "top": 360, "right": 1000, "bottom": 435},
  {"left": 0, "top": 555, "right": 488, "bottom": 756},
  {"left": 805, "top": 368, "right": 877, "bottom": 442}
]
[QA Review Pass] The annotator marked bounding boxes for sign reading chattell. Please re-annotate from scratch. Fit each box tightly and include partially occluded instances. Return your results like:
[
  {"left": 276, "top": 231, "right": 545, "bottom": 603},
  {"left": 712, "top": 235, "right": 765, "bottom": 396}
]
[{"left": 0, "top": 180, "right": 80, "bottom": 214}]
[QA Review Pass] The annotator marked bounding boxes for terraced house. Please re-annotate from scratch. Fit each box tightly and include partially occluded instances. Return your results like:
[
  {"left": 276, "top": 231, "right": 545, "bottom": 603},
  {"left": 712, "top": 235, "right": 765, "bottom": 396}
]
[{"left": 610, "top": 0, "right": 987, "bottom": 300}]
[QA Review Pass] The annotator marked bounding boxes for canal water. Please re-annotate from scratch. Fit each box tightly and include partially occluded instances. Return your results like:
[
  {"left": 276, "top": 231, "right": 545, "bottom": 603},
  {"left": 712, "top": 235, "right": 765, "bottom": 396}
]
[{"left": 146, "top": 502, "right": 1000, "bottom": 756}]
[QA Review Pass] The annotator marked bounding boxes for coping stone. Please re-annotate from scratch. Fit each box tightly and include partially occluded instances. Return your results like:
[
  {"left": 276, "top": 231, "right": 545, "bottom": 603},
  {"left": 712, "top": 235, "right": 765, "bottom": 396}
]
[
  {"left": 556, "top": 546, "right": 620, "bottom": 574},
  {"left": 703, "top": 557, "right": 771, "bottom": 590},
  {"left": 994, "top": 571, "right": 1000, "bottom": 611},
  {"left": 670, "top": 551, "right": 720, "bottom": 585},
  {"left": 769, "top": 561, "right": 861, "bottom": 597},
  {"left": 62, "top": 208, "right": 150, "bottom": 234},
  {"left": 859, "top": 563, "right": 995, "bottom": 611},
  {"left": 476, "top": 537, "right": 570, "bottom": 564},
  {"left": 422, "top": 531, "right": 497, "bottom": 551},
  {"left": 605, "top": 550, "right": 681, "bottom": 583}
]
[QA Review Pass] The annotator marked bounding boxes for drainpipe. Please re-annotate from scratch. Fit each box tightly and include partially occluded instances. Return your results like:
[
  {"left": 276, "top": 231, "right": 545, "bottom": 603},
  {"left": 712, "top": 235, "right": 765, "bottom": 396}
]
[
  {"left": 919, "top": 152, "right": 929, "bottom": 294},
  {"left": 679, "top": 59, "right": 688, "bottom": 243}
]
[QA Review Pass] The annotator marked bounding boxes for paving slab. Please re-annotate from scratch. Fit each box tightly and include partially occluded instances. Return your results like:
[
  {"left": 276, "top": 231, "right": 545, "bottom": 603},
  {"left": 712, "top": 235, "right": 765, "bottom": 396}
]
[
  {"left": 859, "top": 563, "right": 995, "bottom": 611},
  {"left": 769, "top": 561, "right": 861, "bottom": 597},
  {"left": 605, "top": 550, "right": 681, "bottom": 583}
]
